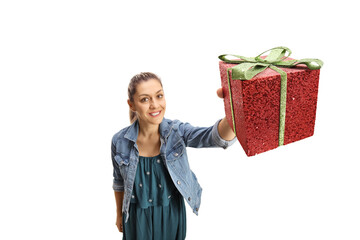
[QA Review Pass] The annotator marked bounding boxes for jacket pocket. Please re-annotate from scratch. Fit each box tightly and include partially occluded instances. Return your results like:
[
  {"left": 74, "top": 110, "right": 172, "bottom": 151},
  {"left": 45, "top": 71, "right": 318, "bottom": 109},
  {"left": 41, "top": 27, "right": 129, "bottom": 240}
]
[
  {"left": 115, "top": 153, "right": 130, "bottom": 180},
  {"left": 167, "top": 142, "right": 191, "bottom": 179},
  {"left": 166, "top": 142, "right": 185, "bottom": 162},
  {"left": 114, "top": 153, "right": 130, "bottom": 166}
]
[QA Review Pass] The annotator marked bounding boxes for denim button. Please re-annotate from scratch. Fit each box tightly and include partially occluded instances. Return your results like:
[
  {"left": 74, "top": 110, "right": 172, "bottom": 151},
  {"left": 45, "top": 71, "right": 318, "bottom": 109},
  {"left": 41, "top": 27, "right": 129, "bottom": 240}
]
[
  {"left": 157, "top": 159, "right": 161, "bottom": 163},
  {"left": 148, "top": 199, "right": 152, "bottom": 203},
  {"left": 188, "top": 197, "right": 191, "bottom": 201},
  {"left": 174, "top": 152, "right": 179, "bottom": 157},
  {"left": 158, "top": 184, "right": 162, "bottom": 188},
  {"left": 146, "top": 171, "right": 150, "bottom": 175},
  {"left": 139, "top": 183, "right": 143, "bottom": 188},
  {"left": 168, "top": 195, "right": 171, "bottom": 199},
  {"left": 177, "top": 180, "right": 181, "bottom": 185},
  {"left": 132, "top": 195, "right": 135, "bottom": 199}
]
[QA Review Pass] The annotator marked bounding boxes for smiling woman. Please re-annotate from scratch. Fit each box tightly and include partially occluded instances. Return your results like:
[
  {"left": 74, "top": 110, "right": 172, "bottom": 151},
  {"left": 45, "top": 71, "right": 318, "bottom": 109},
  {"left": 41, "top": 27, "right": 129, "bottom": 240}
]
[
  {"left": 127, "top": 72, "right": 165, "bottom": 125},
  {"left": 128, "top": 75, "right": 166, "bottom": 128},
  {"left": 112, "top": 72, "right": 237, "bottom": 240}
]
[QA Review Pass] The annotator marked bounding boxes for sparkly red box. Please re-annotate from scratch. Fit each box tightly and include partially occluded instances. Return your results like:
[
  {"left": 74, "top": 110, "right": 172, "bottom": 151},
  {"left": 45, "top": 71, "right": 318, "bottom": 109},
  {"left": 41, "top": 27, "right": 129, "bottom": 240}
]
[{"left": 219, "top": 54, "right": 321, "bottom": 156}]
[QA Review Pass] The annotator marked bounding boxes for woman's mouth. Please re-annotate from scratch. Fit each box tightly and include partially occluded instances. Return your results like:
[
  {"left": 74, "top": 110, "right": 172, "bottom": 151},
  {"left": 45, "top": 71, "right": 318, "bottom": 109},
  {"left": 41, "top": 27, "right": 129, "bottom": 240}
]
[{"left": 149, "top": 111, "right": 161, "bottom": 117}]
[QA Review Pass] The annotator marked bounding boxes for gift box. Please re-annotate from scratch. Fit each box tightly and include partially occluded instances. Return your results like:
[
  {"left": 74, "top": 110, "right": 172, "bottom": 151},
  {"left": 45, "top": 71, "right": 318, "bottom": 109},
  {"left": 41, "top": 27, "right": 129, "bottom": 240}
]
[{"left": 218, "top": 47, "right": 323, "bottom": 156}]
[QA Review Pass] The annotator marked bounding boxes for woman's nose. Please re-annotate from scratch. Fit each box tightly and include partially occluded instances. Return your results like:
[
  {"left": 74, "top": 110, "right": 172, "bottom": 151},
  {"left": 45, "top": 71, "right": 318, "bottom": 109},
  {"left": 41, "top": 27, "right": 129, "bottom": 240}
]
[{"left": 149, "top": 98, "right": 159, "bottom": 108}]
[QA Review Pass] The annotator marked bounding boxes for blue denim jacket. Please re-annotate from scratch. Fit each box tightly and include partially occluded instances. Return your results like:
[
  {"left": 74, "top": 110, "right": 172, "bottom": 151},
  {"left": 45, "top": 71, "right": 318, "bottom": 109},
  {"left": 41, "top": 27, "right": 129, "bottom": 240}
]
[{"left": 111, "top": 118, "right": 236, "bottom": 222}]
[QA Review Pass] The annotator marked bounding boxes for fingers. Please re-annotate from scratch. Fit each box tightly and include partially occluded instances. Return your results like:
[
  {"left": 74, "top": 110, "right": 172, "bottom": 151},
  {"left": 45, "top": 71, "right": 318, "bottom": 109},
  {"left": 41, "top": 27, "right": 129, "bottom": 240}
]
[
  {"left": 116, "top": 218, "right": 123, "bottom": 232},
  {"left": 116, "top": 222, "right": 123, "bottom": 232},
  {"left": 217, "top": 88, "right": 224, "bottom": 98}
]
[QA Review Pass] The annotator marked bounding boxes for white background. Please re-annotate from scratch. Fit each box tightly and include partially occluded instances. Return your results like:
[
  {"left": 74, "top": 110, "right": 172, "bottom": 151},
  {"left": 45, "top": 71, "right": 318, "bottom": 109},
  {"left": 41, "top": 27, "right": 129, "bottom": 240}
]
[{"left": 1, "top": 0, "right": 359, "bottom": 239}]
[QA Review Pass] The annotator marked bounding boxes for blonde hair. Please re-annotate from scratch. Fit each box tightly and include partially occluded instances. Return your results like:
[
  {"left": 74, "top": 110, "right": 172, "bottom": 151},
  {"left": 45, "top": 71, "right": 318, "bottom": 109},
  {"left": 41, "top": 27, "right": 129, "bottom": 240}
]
[{"left": 128, "top": 72, "right": 163, "bottom": 124}]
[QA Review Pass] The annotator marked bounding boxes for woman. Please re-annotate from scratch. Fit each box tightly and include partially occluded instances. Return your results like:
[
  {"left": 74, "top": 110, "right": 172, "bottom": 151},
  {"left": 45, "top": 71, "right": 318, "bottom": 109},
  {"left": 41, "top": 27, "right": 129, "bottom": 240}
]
[{"left": 111, "top": 72, "right": 236, "bottom": 240}]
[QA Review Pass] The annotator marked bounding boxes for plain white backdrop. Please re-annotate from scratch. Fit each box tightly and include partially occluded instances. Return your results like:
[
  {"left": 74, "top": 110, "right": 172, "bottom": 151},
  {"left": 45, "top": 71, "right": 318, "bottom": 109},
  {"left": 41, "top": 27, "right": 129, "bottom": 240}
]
[{"left": 1, "top": 0, "right": 359, "bottom": 239}]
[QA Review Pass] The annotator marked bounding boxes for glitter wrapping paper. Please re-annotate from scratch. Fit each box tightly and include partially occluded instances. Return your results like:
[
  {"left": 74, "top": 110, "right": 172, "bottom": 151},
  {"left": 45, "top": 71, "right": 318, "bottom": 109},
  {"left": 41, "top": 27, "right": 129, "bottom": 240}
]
[{"left": 219, "top": 61, "right": 321, "bottom": 156}]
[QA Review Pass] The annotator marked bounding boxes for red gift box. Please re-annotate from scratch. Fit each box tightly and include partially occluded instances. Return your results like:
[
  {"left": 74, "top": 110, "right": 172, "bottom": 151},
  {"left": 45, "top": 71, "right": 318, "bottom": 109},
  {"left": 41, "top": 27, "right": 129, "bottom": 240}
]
[{"left": 219, "top": 47, "right": 322, "bottom": 156}]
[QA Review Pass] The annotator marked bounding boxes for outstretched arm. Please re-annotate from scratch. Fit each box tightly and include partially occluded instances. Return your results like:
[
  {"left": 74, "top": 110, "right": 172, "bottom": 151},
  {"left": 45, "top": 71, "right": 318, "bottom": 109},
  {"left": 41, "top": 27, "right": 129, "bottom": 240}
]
[{"left": 178, "top": 88, "right": 236, "bottom": 149}]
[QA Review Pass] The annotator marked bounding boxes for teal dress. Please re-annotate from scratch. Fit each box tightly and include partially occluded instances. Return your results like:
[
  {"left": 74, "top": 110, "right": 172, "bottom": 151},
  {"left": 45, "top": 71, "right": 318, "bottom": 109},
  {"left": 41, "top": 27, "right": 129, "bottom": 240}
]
[{"left": 122, "top": 154, "right": 186, "bottom": 240}]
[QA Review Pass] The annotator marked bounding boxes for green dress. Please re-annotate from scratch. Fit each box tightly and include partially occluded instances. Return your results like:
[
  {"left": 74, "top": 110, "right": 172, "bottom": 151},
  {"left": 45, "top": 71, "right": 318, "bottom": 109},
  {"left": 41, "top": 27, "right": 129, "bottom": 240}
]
[{"left": 122, "top": 154, "right": 186, "bottom": 240}]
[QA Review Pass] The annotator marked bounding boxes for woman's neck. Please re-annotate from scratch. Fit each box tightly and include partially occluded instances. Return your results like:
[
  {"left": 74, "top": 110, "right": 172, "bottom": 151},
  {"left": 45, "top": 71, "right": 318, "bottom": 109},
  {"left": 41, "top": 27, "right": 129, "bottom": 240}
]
[
  {"left": 137, "top": 119, "right": 160, "bottom": 139},
  {"left": 136, "top": 119, "right": 161, "bottom": 157}
]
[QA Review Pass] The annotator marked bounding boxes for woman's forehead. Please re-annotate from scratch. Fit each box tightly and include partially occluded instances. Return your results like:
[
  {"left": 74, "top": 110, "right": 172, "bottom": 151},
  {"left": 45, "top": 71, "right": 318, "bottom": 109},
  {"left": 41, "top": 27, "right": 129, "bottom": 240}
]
[{"left": 136, "top": 79, "right": 163, "bottom": 95}]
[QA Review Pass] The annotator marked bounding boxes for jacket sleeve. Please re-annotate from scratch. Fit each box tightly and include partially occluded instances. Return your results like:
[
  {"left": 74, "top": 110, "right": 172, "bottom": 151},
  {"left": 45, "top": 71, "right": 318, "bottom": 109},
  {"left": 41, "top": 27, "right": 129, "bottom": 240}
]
[
  {"left": 111, "top": 139, "right": 124, "bottom": 192},
  {"left": 179, "top": 118, "right": 237, "bottom": 149}
]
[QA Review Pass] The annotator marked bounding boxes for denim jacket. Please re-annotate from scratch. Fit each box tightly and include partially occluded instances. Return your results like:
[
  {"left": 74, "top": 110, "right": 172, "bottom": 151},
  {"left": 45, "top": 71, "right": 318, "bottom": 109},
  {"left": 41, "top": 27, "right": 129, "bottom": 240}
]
[{"left": 111, "top": 118, "right": 236, "bottom": 222}]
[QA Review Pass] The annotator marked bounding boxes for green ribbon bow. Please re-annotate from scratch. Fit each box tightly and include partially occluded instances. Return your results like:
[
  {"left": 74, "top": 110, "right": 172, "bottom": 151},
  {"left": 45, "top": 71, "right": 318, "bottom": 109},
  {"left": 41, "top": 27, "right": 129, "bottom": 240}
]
[{"left": 218, "top": 46, "right": 323, "bottom": 146}]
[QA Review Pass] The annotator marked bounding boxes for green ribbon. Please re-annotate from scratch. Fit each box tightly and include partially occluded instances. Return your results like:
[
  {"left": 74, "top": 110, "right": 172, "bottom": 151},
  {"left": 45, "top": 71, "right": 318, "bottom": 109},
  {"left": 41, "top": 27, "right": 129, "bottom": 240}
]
[{"left": 219, "top": 46, "right": 323, "bottom": 146}]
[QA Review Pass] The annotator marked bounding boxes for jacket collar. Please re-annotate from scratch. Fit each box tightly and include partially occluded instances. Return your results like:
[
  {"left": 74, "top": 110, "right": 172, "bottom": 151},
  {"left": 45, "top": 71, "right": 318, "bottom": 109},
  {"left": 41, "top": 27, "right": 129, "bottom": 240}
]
[{"left": 124, "top": 117, "right": 173, "bottom": 143}]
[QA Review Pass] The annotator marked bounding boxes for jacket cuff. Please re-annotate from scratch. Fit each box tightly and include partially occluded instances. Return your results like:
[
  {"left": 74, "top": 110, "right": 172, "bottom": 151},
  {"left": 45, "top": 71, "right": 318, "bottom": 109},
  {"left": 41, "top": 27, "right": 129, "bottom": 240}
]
[
  {"left": 113, "top": 180, "right": 124, "bottom": 192},
  {"left": 212, "top": 118, "right": 237, "bottom": 149}
]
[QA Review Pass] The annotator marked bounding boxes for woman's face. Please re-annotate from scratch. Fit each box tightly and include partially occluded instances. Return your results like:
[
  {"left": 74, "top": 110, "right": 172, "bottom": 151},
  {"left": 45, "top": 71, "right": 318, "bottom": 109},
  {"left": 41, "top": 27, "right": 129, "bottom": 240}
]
[{"left": 128, "top": 78, "right": 166, "bottom": 126}]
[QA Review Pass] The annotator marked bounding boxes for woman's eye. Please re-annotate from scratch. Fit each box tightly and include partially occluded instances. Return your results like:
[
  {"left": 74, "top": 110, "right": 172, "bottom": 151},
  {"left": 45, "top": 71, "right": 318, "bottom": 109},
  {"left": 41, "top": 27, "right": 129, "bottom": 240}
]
[
  {"left": 158, "top": 94, "right": 163, "bottom": 98},
  {"left": 141, "top": 98, "right": 148, "bottom": 102}
]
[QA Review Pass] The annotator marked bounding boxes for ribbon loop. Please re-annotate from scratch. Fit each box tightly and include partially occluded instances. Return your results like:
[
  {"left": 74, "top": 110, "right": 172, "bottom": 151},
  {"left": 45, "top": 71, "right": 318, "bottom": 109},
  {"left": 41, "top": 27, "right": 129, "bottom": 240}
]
[
  {"left": 295, "top": 58, "right": 323, "bottom": 70},
  {"left": 219, "top": 54, "right": 256, "bottom": 63},
  {"left": 218, "top": 47, "right": 323, "bottom": 147},
  {"left": 256, "top": 46, "right": 292, "bottom": 63}
]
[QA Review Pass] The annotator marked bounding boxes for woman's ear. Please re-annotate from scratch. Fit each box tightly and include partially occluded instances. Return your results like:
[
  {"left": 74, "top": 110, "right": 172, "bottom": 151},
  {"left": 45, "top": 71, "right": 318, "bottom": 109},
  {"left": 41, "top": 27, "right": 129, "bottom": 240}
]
[{"left": 127, "top": 99, "right": 136, "bottom": 112}]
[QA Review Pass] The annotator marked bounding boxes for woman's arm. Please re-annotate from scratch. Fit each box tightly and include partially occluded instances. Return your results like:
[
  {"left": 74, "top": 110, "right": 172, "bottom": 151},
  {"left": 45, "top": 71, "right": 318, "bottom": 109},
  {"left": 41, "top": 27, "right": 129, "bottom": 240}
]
[
  {"left": 112, "top": 138, "right": 125, "bottom": 232},
  {"left": 176, "top": 88, "right": 237, "bottom": 149},
  {"left": 114, "top": 191, "right": 124, "bottom": 232}
]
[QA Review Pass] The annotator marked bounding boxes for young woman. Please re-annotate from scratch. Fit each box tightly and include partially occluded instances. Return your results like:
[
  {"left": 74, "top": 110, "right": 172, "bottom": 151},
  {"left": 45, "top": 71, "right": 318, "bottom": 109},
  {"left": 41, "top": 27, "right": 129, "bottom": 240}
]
[{"left": 111, "top": 72, "right": 236, "bottom": 240}]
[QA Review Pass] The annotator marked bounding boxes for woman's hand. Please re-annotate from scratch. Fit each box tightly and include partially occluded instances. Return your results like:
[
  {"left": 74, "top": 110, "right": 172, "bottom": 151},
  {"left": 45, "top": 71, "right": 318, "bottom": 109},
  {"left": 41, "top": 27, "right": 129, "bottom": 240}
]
[
  {"left": 216, "top": 87, "right": 236, "bottom": 140},
  {"left": 116, "top": 213, "right": 123, "bottom": 232}
]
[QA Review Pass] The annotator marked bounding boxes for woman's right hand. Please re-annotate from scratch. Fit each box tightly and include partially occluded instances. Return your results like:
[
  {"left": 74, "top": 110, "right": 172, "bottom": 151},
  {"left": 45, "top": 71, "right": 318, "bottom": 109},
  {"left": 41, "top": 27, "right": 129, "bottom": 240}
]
[{"left": 116, "top": 214, "right": 123, "bottom": 232}]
